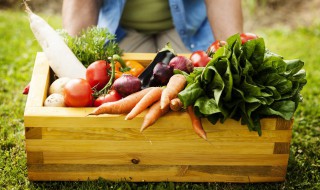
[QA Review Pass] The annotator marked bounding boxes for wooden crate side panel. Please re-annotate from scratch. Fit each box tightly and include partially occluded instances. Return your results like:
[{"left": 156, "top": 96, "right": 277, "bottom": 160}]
[
  {"left": 25, "top": 53, "right": 50, "bottom": 107},
  {"left": 27, "top": 164, "right": 287, "bottom": 182}
]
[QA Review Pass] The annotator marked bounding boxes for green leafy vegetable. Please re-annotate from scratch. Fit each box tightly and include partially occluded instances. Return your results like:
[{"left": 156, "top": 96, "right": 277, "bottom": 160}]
[
  {"left": 178, "top": 34, "right": 307, "bottom": 135},
  {"left": 60, "top": 27, "right": 123, "bottom": 67}
]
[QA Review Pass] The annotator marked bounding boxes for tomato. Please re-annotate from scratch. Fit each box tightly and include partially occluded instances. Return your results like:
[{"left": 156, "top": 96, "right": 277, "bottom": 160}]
[
  {"left": 22, "top": 82, "right": 30, "bottom": 95},
  {"left": 64, "top": 78, "right": 93, "bottom": 107},
  {"left": 86, "top": 60, "right": 111, "bottom": 91},
  {"left": 93, "top": 90, "right": 122, "bottom": 107},
  {"left": 240, "top": 33, "right": 259, "bottom": 44},
  {"left": 206, "top": 40, "right": 226, "bottom": 57},
  {"left": 190, "top": 50, "right": 211, "bottom": 67}
]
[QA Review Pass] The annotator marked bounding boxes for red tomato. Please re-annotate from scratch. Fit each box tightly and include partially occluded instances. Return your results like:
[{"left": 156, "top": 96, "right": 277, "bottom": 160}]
[
  {"left": 86, "top": 60, "right": 111, "bottom": 91},
  {"left": 93, "top": 90, "right": 122, "bottom": 107},
  {"left": 190, "top": 50, "right": 211, "bottom": 67},
  {"left": 206, "top": 40, "right": 226, "bottom": 56},
  {"left": 64, "top": 78, "right": 93, "bottom": 107},
  {"left": 22, "top": 82, "right": 30, "bottom": 95},
  {"left": 240, "top": 33, "right": 259, "bottom": 44}
]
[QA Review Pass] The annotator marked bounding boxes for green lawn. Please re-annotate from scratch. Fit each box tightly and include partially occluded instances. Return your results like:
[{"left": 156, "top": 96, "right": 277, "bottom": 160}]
[{"left": 0, "top": 10, "right": 319, "bottom": 190}]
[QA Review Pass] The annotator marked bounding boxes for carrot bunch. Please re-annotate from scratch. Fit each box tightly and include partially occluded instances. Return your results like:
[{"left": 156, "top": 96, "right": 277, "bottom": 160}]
[{"left": 89, "top": 74, "right": 207, "bottom": 140}]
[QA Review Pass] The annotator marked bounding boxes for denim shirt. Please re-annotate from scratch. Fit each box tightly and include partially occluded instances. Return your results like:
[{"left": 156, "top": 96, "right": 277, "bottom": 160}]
[{"left": 97, "top": 0, "right": 214, "bottom": 51}]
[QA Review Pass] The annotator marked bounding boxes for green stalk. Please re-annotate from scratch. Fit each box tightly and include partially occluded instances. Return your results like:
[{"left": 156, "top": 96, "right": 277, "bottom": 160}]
[
  {"left": 113, "top": 54, "right": 130, "bottom": 72},
  {"left": 99, "top": 56, "right": 116, "bottom": 94}
]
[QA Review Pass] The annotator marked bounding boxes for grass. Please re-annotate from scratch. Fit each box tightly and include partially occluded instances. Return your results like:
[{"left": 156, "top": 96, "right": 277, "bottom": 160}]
[{"left": 0, "top": 9, "right": 319, "bottom": 190}]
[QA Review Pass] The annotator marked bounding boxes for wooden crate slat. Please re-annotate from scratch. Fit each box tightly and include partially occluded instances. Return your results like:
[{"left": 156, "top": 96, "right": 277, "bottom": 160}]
[
  {"left": 33, "top": 152, "right": 289, "bottom": 166},
  {"left": 27, "top": 164, "right": 287, "bottom": 182},
  {"left": 25, "top": 139, "right": 275, "bottom": 154},
  {"left": 25, "top": 53, "right": 50, "bottom": 107},
  {"left": 121, "top": 53, "right": 190, "bottom": 67},
  {"left": 24, "top": 106, "right": 284, "bottom": 131},
  {"left": 38, "top": 127, "right": 292, "bottom": 142}
]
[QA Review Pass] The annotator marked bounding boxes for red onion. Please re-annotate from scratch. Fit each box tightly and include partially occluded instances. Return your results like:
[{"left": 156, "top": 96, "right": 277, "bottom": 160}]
[
  {"left": 112, "top": 74, "right": 141, "bottom": 97},
  {"left": 169, "top": 56, "right": 194, "bottom": 73}
]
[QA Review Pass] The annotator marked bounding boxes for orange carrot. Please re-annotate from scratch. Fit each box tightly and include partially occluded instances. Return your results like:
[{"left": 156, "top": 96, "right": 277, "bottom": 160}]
[
  {"left": 89, "top": 87, "right": 153, "bottom": 115},
  {"left": 187, "top": 106, "right": 207, "bottom": 140},
  {"left": 170, "top": 98, "right": 183, "bottom": 111},
  {"left": 125, "top": 87, "right": 163, "bottom": 120},
  {"left": 160, "top": 74, "right": 186, "bottom": 110},
  {"left": 140, "top": 100, "right": 170, "bottom": 132}
]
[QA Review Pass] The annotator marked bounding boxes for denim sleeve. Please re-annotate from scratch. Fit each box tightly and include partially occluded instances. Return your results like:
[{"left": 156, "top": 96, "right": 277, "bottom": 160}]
[
  {"left": 169, "top": 0, "right": 214, "bottom": 51},
  {"left": 97, "top": 0, "right": 126, "bottom": 35}
]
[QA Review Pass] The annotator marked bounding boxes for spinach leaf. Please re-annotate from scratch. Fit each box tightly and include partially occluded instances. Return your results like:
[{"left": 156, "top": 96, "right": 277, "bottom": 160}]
[
  {"left": 178, "top": 33, "right": 307, "bottom": 135},
  {"left": 178, "top": 82, "right": 204, "bottom": 108}
]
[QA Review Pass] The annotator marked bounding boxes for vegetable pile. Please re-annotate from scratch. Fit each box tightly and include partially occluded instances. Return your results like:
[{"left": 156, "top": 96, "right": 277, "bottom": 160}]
[
  {"left": 178, "top": 33, "right": 307, "bottom": 135},
  {"left": 23, "top": 4, "right": 307, "bottom": 138}
]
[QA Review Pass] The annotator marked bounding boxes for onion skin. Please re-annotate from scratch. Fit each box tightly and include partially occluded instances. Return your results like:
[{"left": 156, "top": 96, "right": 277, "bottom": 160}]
[
  {"left": 169, "top": 56, "right": 194, "bottom": 74},
  {"left": 113, "top": 74, "right": 141, "bottom": 97}
]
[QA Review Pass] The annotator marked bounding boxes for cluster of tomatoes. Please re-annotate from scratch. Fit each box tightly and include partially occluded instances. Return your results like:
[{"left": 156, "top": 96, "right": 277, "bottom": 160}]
[{"left": 64, "top": 60, "right": 122, "bottom": 107}]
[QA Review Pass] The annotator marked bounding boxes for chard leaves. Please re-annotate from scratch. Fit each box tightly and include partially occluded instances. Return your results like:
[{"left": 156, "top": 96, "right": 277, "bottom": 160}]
[{"left": 178, "top": 33, "right": 307, "bottom": 135}]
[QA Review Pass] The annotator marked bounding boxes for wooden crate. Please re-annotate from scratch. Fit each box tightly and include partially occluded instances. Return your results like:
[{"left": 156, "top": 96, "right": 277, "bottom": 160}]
[{"left": 24, "top": 52, "right": 293, "bottom": 182}]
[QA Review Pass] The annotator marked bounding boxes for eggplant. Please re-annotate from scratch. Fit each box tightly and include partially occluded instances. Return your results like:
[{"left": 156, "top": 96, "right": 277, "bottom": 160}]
[{"left": 138, "top": 43, "right": 176, "bottom": 88}]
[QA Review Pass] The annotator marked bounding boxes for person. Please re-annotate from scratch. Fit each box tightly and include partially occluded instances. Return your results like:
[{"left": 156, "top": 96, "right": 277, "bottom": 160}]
[{"left": 62, "top": 0, "right": 243, "bottom": 53}]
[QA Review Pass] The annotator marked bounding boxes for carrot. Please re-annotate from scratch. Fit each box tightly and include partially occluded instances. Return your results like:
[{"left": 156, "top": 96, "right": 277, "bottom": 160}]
[
  {"left": 125, "top": 87, "right": 163, "bottom": 120},
  {"left": 187, "top": 106, "right": 207, "bottom": 140},
  {"left": 23, "top": 0, "right": 86, "bottom": 79},
  {"left": 89, "top": 88, "right": 153, "bottom": 115},
  {"left": 140, "top": 100, "right": 170, "bottom": 132},
  {"left": 160, "top": 74, "right": 187, "bottom": 109},
  {"left": 170, "top": 98, "right": 183, "bottom": 111}
]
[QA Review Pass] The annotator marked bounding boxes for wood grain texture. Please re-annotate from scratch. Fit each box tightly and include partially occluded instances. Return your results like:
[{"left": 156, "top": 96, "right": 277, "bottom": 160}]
[
  {"left": 24, "top": 106, "right": 279, "bottom": 130},
  {"left": 40, "top": 127, "right": 292, "bottom": 142},
  {"left": 25, "top": 52, "right": 50, "bottom": 107},
  {"left": 24, "top": 53, "right": 293, "bottom": 182},
  {"left": 25, "top": 127, "right": 42, "bottom": 139},
  {"left": 34, "top": 152, "right": 289, "bottom": 166},
  {"left": 276, "top": 117, "right": 294, "bottom": 130},
  {"left": 27, "top": 164, "right": 287, "bottom": 182},
  {"left": 27, "top": 152, "right": 43, "bottom": 164},
  {"left": 25, "top": 140, "right": 275, "bottom": 154},
  {"left": 121, "top": 53, "right": 190, "bottom": 67},
  {"left": 273, "top": 142, "right": 291, "bottom": 154}
]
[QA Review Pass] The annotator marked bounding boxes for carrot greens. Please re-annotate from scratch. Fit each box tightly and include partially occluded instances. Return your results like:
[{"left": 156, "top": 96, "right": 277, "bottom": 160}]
[{"left": 60, "top": 27, "right": 123, "bottom": 67}]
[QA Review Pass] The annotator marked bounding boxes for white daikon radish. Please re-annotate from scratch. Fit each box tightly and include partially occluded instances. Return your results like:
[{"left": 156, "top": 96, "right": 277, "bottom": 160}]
[{"left": 24, "top": 1, "right": 86, "bottom": 79}]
